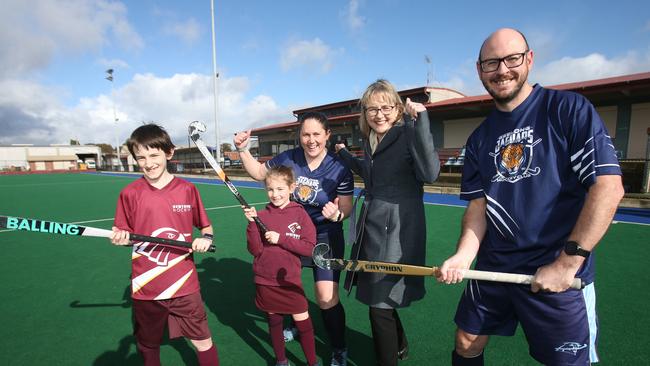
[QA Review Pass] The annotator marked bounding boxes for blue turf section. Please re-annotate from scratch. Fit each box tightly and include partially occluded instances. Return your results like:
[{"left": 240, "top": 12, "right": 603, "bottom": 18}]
[{"left": 94, "top": 172, "right": 650, "bottom": 225}]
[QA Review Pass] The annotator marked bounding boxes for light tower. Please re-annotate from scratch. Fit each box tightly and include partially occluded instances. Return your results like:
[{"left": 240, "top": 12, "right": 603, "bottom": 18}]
[{"left": 105, "top": 69, "right": 123, "bottom": 171}]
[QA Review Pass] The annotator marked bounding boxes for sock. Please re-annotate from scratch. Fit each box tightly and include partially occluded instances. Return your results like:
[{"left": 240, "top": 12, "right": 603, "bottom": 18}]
[
  {"left": 197, "top": 344, "right": 219, "bottom": 366},
  {"left": 394, "top": 310, "right": 408, "bottom": 358},
  {"left": 136, "top": 341, "right": 161, "bottom": 366},
  {"left": 369, "top": 307, "right": 399, "bottom": 366},
  {"left": 295, "top": 317, "right": 318, "bottom": 366},
  {"left": 452, "top": 349, "right": 484, "bottom": 366},
  {"left": 267, "top": 313, "right": 287, "bottom": 363},
  {"left": 320, "top": 301, "right": 347, "bottom": 349}
]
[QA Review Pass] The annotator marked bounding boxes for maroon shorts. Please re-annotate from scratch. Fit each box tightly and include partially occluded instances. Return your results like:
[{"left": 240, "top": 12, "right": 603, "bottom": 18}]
[
  {"left": 255, "top": 284, "right": 308, "bottom": 314},
  {"left": 132, "top": 292, "right": 212, "bottom": 346}
]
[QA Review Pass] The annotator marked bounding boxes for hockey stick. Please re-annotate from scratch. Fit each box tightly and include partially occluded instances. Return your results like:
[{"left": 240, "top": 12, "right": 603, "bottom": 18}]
[
  {"left": 188, "top": 120, "right": 269, "bottom": 233},
  {"left": 0, "top": 215, "right": 216, "bottom": 252},
  {"left": 312, "top": 243, "right": 584, "bottom": 290}
]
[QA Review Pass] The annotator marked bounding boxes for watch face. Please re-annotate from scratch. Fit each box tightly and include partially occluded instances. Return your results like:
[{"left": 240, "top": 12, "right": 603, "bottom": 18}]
[
  {"left": 565, "top": 241, "right": 578, "bottom": 254},
  {"left": 565, "top": 241, "right": 589, "bottom": 258}
]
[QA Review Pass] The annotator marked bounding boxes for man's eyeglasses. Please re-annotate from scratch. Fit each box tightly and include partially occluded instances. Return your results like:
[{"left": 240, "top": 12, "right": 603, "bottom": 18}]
[
  {"left": 365, "top": 105, "right": 395, "bottom": 117},
  {"left": 479, "top": 50, "right": 529, "bottom": 73}
]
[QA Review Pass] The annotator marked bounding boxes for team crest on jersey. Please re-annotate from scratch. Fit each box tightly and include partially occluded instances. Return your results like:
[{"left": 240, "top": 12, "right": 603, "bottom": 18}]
[
  {"left": 286, "top": 222, "right": 301, "bottom": 239},
  {"left": 287, "top": 222, "right": 301, "bottom": 233},
  {"left": 134, "top": 227, "right": 188, "bottom": 266},
  {"left": 489, "top": 126, "right": 542, "bottom": 183},
  {"left": 293, "top": 176, "right": 321, "bottom": 206}
]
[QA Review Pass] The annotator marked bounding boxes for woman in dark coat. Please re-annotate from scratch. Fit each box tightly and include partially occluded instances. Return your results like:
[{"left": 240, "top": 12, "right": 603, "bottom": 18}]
[{"left": 336, "top": 79, "right": 440, "bottom": 366}]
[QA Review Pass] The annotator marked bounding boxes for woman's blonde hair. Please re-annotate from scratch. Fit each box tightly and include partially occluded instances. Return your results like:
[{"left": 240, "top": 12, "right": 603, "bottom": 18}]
[{"left": 358, "top": 79, "right": 404, "bottom": 138}]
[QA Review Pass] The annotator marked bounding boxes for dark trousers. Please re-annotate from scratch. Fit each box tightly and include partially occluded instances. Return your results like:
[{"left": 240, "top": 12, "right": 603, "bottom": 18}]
[{"left": 369, "top": 307, "right": 408, "bottom": 366}]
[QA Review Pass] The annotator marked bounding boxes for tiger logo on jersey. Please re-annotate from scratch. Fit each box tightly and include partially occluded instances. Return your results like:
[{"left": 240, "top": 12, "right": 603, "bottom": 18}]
[
  {"left": 500, "top": 143, "right": 525, "bottom": 174},
  {"left": 293, "top": 176, "right": 322, "bottom": 206},
  {"left": 490, "top": 126, "right": 542, "bottom": 183}
]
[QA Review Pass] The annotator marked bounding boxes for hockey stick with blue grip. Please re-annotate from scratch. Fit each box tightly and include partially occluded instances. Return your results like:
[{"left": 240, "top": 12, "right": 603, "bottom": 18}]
[{"left": 0, "top": 215, "right": 216, "bottom": 252}]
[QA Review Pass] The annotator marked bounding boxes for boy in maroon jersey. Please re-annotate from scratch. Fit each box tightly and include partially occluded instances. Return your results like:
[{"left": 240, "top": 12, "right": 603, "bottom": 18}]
[{"left": 110, "top": 123, "right": 219, "bottom": 366}]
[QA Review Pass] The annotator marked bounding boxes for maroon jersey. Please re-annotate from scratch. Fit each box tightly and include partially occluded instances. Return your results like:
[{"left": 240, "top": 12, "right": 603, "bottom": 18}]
[
  {"left": 246, "top": 201, "right": 316, "bottom": 288},
  {"left": 114, "top": 177, "right": 211, "bottom": 300}
]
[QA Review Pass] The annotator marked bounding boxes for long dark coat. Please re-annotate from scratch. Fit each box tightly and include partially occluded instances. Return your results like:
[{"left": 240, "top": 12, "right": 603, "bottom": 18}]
[{"left": 338, "top": 111, "right": 440, "bottom": 308}]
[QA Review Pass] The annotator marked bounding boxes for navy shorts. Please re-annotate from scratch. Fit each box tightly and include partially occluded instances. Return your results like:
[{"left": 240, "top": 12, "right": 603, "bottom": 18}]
[
  {"left": 454, "top": 280, "right": 599, "bottom": 365},
  {"left": 311, "top": 228, "right": 345, "bottom": 283}
]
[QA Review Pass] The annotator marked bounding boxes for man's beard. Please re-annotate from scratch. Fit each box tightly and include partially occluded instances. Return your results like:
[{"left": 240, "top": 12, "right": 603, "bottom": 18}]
[{"left": 482, "top": 70, "right": 527, "bottom": 105}]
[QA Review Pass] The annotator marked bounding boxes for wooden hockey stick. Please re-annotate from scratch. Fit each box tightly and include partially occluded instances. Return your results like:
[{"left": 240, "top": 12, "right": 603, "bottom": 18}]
[
  {"left": 312, "top": 243, "right": 584, "bottom": 290},
  {"left": 188, "top": 120, "right": 269, "bottom": 233},
  {"left": 0, "top": 215, "right": 216, "bottom": 252}
]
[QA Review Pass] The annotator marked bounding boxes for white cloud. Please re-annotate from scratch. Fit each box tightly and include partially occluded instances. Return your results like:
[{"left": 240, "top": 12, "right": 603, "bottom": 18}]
[
  {"left": 98, "top": 58, "right": 130, "bottom": 70},
  {"left": 340, "top": 0, "right": 366, "bottom": 32},
  {"left": 437, "top": 49, "right": 650, "bottom": 98},
  {"left": 163, "top": 18, "right": 201, "bottom": 44},
  {"left": 0, "top": 73, "right": 292, "bottom": 147},
  {"left": 532, "top": 50, "right": 650, "bottom": 86},
  {"left": 0, "top": 0, "right": 143, "bottom": 78},
  {"left": 280, "top": 38, "right": 343, "bottom": 74}
]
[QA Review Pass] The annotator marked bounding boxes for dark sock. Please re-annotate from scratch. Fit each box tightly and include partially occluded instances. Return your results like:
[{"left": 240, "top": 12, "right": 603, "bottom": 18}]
[
  {"left": 136, "top": 342, "right": 161, "bottom": 366},
  {"left": 394, "top": 311, "right": 408, "bottom": 359},
  {"left": 369, "top": 307, "right": 399, "bottom": 366},
  {"left": 321, "top": 301, "right": 347, "bottom": 349},
  {"left": 452, "top": 349, "right": 484, "bottom": 366},
  {"left": 267, "top": 313, "right": 287, "bottom": 363},
  {"left": 197, "top": 344, "right": 219, "bottom": 366},
  {"left": 295, "top": 317, "right": 318, "bottom": 365}
]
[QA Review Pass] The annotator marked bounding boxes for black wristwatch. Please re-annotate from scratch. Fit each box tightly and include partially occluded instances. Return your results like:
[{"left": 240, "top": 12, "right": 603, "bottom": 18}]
[{"left": 564, "top": 241, "right": 590, "bottom": 258}]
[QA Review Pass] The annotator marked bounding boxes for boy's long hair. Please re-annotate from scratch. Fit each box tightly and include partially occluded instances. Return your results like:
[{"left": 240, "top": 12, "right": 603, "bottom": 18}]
[{"left": 127, "top": 123, "right": 175, "bottom": 158}]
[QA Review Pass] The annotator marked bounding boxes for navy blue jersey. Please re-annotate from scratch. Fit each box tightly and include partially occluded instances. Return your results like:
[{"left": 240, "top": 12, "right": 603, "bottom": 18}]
[
  {"left": 267, "top": 147, "right": 354, "bottom": 232},
  {"left": 460, "top": 85, "right": 621, "bottom": 283}
]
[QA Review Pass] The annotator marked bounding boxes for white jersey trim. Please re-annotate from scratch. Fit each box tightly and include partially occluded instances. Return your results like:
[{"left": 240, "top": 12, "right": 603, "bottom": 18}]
[
  {"left": 154, "top": 269, "right": 194, "bottom": 300},
  {"left": 132, "top": 253, "right": 190, "bottom": 294}
]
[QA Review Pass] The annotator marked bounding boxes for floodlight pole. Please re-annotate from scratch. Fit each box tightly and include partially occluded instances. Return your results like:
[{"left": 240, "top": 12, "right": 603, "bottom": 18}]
[
  {"left": 210, "top": 0, "right": 221, "bottom": 166},
  {"left": 643, "top": 127, "right": 650, "bottom": 193},
  {"left": 105, "top": 69, "right": 123, "bottom": 171}
]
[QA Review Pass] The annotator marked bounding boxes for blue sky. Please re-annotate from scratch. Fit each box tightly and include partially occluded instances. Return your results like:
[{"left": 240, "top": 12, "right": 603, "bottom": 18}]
[{"left": 1, "top": 0, "right": 649, "bottom": 147}]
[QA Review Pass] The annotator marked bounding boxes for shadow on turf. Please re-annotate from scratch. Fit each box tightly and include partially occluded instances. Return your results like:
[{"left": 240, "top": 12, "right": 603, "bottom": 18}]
[
  {"left": 198, "top": 256, "right": 375, "bottom": 366},
  {"left": 92, "top": 334, "right": 200, "bottom": 366},
  {"left": 77, "top": 284, "right": 202, "bottom": 366}
]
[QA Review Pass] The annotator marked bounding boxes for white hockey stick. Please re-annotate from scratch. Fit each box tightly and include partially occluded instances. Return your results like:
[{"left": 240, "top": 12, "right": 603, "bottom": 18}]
[
  {"left": 312, "top": 243, "right": 584, "bottom": 289},
  {"left": 188, "top": 121, "right": 268, "bottom": 232}
]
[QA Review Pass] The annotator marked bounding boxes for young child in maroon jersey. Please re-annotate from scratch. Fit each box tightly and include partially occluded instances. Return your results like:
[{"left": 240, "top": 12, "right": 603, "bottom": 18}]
[
  {"left": 243, "top": 166, "right": 320, "bottom": 366},
  {"left": 110, "top": 123, "right": 219, "bottom": 366}
]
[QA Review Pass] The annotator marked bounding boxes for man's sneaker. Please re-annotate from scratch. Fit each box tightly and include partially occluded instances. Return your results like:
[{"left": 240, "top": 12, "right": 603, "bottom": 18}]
[
  {"left": 330, "top": 348, "right": 348, "bottom": 366},
  {"left": 283, "top": 326, "right": 299, "bottom": 342},
  {"left": 398, "top": 345, "right": 409, "bottom": 361},
  {"left": 275, "top": 360, "right": 290, "bottom": 366}
]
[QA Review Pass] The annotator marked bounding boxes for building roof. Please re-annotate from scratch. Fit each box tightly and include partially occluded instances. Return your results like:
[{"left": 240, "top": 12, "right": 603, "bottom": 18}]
[
  {"left": 425, "top": 71, "right": 650, "bottom": 119},
  {"left": 27, "top": 155, "right": 79, "bottom": 162},
  {"left": 252, "top": 72, "right": 650, "bottom": 134}
]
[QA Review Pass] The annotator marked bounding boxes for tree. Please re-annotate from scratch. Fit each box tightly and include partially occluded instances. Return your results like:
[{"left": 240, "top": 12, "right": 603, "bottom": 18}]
[
  {"left": 221, "top": 143, "right": 233, "bottom": 152},
  {"left": 69, "top": 139, "right": 80, "bottom": 145},
  {"left": 90, "top": 143, "right": 115, "bottom": 155}
]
